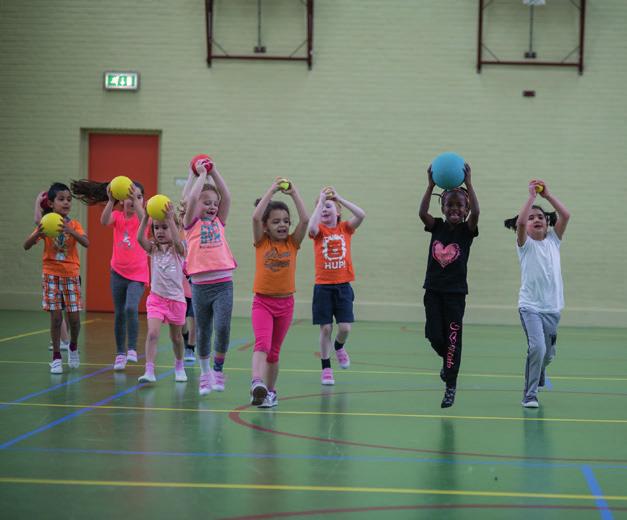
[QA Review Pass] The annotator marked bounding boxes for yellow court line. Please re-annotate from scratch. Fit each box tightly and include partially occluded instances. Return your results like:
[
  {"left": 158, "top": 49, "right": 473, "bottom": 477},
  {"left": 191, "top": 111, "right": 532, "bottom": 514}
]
[
  {"left": 0, "top": 319, "right": 101, "bottom": 344},
  {"left": 0, "top": 477, "right": 626, "bottom": 502},
  {"left": 4, "top": 401, "right": 627, "bottom": 424},
  {"left": 0, "top": 359, "right": 625, "bottom": 383}
]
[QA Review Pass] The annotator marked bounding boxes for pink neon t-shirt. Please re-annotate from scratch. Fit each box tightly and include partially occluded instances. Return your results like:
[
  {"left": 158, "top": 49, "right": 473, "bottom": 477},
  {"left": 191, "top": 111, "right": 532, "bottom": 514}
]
[{"left": 110, "top": 210, "right": 149, "bottom": 284}]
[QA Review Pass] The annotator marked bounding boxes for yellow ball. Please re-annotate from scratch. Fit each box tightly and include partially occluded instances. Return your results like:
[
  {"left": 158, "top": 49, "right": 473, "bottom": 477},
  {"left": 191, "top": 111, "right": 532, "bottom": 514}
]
[
  {"left": 110, "top": 176, "right": 133, "bottom": 201},
  {"left": 535, "top": 184, "right": 544, "bottom": 193},
  {"left": 147, "top": 194, "right": 171, "bottom": 221},
  {"left": 278, "top": 179, "right": 290, "bottom": 191},
  {"left": 41, "top": 212, "right": 64, "bottom": 238}
]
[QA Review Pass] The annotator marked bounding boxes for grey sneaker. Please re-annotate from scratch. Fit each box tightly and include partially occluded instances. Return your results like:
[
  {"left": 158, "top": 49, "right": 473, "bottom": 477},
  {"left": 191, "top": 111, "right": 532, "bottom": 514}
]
[
  {"left": 441, "top": 386, "right": 456, "bottom": 408},
  {"left": 184, "top": 348, "right": 196, "bottom": 362},
  {"left": 250, "top": 380, "right": 268, "bottom": 405},
  {"left": 68, "top": 349, "right": 80, "bottom": 369},
  {"left": 522, "top": 398, "right": 539, "bottom": 408},
  {"left": 258, "top": 391, "right": 278, "bottom": 408}
]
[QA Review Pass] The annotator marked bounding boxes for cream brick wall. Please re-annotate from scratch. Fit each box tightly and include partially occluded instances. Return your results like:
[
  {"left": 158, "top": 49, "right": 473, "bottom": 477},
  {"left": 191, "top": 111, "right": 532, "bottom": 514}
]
[{"left": 1, "top": 0, "right": 626, "bottom": 327}]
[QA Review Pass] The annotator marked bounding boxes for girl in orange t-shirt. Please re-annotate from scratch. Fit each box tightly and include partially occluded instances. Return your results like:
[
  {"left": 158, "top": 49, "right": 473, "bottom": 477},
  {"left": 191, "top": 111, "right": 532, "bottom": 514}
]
[
  {"left": 309, "top": 187, "right": 365, "bottom": 386},
  {"left": 23, "top": 182, "right": 89, "bottom": 374},
  {"left": 250, "top": 178, "right": 309, "bottom": 408}
]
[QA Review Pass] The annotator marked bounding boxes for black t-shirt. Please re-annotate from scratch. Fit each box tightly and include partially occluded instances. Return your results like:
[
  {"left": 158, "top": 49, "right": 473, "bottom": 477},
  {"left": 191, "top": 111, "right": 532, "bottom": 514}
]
[{"left": 423, "top": 218, "right": 478, "bottom": 294}]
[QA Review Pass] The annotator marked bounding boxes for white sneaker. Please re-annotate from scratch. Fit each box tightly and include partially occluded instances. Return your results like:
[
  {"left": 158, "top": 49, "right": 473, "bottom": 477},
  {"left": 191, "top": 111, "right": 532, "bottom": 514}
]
[
  {"left": 48, "top": 340, "right": 70, "bottom": 351},
  {"left": 175, "top": 366, "right": 188, "bottom": 382},
  {"left": 138, "top": 371, "right": 156, "bottom": 383},
  {"left": 113, "top": 354, "right": 127, "bottom": 371},
  {"left": 258, "top": 391, "right": 278, "bottom": 408},
  {"left": 68, "top": 349, "right": 80, "bottom": 369},
  {"left": 211, "top": 370, "right": 225, "bottom": 391},
  {"left": 126, "top": 349, "right": 138, "bottom": 363},
  {"left": 198, "top": 373, "right": 212, "bottom": 396},
  {"left": 49, "top": 359, "right": 63, "bottom": 374},
  {"left": 522, "top": 399, "right": 539, "bottom": 408},
  {"left": 250, "top": 380, "right": 268, "bottom": 405},
  {"left": 184, "top": 348, "right": 196, "bottom": 362}
]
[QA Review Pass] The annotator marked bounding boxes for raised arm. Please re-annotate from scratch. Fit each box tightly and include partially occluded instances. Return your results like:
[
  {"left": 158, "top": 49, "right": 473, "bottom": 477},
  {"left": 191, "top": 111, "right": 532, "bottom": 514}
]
[
  {"left": 464, "top": 163, "right": 480, "bottom": 232},
  {"left": 165, "top": 203, "right": 185, "bottom": 256},
  {"left": 252, "top": 180, "right": 279, "bottom": 245},
  {"left": 181, "top": 168, "right": 196, "bottom": 200},
  {"left": 515, "top": 183, "right": 539, "bottom": 247},
  {"left": 308, "top": 189, "right": 327, "bottom": 238},
  {"left": 183, "top": 169, "right": 208, "bottom": 229},
  {"left": 418, "top": 166, "right": 436, "bottom": 230},
  {"left": 129, "top": 184, "right": 145, "bottom": 222},
  {"left": 136, "top": 212, "right": 153, "bottom": 253},
  {"left": 333, "top": 189, "right": 365, "bottom": 231},
  {"left": 210, "top": 166, "right": 231, "bottom": 224},
  {"left": 287, "top": 182, "right": 310, "bottom": 246},
  {"left": 537, "top": 180, "right": 570, "bottom": 239},
  {"left": 34, "top": 192, "right": 46, "bottom": 225},
  {"left": 100, "top": 184, "right": 116, "bottom": 226}
]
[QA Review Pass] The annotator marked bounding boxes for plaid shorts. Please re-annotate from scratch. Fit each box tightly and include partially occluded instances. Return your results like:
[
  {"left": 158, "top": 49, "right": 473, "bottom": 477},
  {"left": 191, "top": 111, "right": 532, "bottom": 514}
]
[{"left": 42, "top": 274, "right": 82, "bottom": 312}]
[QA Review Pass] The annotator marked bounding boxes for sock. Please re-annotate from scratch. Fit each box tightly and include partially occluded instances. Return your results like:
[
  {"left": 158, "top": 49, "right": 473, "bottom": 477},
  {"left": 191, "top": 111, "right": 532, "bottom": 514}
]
[
  {"left": 213, "top": 354, "right": 225, "bottom": 372},
  {"left": 321, "top": 358, "right": 331, "bottom": 370},
  {"left": 199, "top": 357, "right": 211, "bottom": 374},
  {"left": 268, "top": 387, "right": 275, "bottom": 394},
  {"left": 146, "top": 362, "right": 155, "bottom": 374},
  {"left": 334, "top": 340, "right": 345, "bottom": 351},
  {"left": 251, "top": 377, "right": 263, "bottom": 385},
  {"left": 69, "top": 342, "right": 78, "bottom": 352},
  {"left": 188, "top": 344, "right": 195, "bottom": 352},
  {"left": 52, "top": 351, "right": 62, "bottom": 361},
  {"left": 182, "top": 331, "right": 189, "bottom": 348},
  {"left": 175, "top": 359, "right": 184, "bottom": 371}
]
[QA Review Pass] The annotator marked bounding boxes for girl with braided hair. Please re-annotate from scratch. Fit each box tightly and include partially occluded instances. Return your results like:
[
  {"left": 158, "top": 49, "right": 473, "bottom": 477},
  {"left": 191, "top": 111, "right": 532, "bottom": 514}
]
[
  {"left": 504, "top": 179, "right": 570, "bottom": 409},
  {"left": 418, "top": 162, "right": 480, "bottom": 408}
]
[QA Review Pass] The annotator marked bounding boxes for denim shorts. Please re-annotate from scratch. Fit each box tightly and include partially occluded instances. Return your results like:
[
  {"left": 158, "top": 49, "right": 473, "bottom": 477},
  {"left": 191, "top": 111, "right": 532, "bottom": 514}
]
[{"left": 312, "top": 283, "right": 354, "bottom": 325}]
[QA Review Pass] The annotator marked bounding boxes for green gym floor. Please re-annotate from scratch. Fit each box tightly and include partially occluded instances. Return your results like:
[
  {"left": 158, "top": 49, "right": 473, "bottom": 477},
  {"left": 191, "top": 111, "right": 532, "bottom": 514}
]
[{"left": 0, "top": 310, "right": 626, "bottom": 519}]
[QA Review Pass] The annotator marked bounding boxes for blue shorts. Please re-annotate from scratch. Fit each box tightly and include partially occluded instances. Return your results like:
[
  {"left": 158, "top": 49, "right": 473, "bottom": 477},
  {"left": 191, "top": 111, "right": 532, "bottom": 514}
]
[{"left": 312, "top": 283, "right": 355, "bottom": 325}]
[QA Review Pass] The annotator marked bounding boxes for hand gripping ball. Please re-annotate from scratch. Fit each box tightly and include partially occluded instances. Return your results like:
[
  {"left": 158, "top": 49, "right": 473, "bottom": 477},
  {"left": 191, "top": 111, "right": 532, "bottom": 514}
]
[
  {"left": 278, "top": 179, "right": 291, "bottom": 191},
  {"left": 431, "top": 152, "right": 465, "bottom": 190},
  {"left": 190, "top": 154, "right": 214, "bottom": 176},
  {"left": 110, "top": 176, "right": 133, "bottom": 201},
  {"left": 147, "top": 194, "right": 171, "bottom": 221},
  {"left": 41, "top": 212, "right": 64, "bottom": 238}
]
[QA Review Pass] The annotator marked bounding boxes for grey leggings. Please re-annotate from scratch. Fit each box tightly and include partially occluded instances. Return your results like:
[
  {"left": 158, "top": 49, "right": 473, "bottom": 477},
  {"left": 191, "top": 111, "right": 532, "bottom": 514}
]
[
  {"left": 110, "top": 269, "right": 145, "bottom": 354},
  {"left": 192, "top": 281, "right": 233, "bottom": 359},
  {"left": 519, "top": 308, "right": 560, "bottom": 401}
]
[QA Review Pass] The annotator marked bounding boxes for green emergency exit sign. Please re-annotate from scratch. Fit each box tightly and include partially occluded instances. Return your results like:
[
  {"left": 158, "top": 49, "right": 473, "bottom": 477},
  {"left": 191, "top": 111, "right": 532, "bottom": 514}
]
[{"left": 104, "top": 71, "right": 139, "bottom": 91}]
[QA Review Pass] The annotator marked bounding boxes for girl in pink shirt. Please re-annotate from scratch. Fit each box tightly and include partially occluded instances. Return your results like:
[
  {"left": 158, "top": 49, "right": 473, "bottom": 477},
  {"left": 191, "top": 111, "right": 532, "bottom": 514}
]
[
  {"left": 136, "top": 203, "right": 187, "bottom": 384},
  {"left": 183, "top": 159, "right": 236, "bottom": 397},
  {"left": 72, "top": 179, "right": 149, "bottom": 370}
]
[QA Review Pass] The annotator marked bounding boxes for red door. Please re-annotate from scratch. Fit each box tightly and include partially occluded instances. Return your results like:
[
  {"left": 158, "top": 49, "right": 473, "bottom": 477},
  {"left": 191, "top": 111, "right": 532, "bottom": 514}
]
[{"left": 86, "top": 133, "right": 159, "bottom": 312}]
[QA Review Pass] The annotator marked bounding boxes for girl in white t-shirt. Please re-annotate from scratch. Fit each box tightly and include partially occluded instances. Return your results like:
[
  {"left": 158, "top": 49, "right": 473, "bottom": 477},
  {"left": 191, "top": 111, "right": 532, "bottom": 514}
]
[
  {"left": 504, "top": 179, "right": 570, "bottom": 409},
  {"left": 136, "top": 203, "right": 187, "bottom": 384}
]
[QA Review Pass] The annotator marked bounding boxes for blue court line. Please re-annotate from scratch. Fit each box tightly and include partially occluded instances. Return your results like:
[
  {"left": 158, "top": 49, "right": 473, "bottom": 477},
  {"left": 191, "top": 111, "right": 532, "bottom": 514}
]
[
  {"left": 7, "top": 447, "right": 627, "bottom": 472},
  {"left": 0, "top": 370, "right": 174, "bottom": 450},
  {"left": 582, "top": 465, "right": 614, "bottom": 520},
  {"left": 0, "top": 365, "right": 113, "bottom": 411},
  {"left": 0, "top": 339, "right": 248, "bottom": 450}
]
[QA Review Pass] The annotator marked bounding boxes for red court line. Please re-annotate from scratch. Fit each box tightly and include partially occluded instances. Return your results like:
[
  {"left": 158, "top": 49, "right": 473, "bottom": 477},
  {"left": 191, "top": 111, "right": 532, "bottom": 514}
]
[
  {"left": 228, "top": 389, "right": 627, "bottom": 464},
  {"left": 219, "top": 503, "right": 626, "bottom": 520}
]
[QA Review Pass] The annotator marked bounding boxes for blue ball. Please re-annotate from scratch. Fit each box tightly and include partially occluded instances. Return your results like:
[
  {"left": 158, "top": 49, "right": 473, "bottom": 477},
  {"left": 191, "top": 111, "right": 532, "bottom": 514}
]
[{"left": 431, "top": 152, "right": 465, "bottom": 190}]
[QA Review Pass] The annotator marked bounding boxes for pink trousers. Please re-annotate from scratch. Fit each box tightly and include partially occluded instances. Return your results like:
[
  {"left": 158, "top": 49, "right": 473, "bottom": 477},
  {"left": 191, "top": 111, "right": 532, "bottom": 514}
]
[{"left": 251, "top": 294, "right": 294, "bottom": 363}]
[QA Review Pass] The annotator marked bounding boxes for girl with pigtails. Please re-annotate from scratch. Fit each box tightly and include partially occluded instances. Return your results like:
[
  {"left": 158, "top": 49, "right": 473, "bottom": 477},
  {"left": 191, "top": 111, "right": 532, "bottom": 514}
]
[{"left": 504, "top": 179, "right": 570, "bottom": 409}]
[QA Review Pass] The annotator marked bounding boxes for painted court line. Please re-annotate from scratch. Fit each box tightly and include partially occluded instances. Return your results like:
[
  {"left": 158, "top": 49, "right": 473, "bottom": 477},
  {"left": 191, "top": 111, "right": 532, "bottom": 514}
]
[
  {"left": 582, "top": 465, "right": 614, "bottom": 520},
  {"left": 1, "top": 477, "right": 627, "bottom": 502},
  {"left": 0, "top": 370, "right": 174, "bottom": 450},
  {"left": 1, "top": 360, "right": 627, "bottom": 383},
  {"left": 0, "top": 319, "right": 101, "bottom": 343},
  {"left": 3, "top": 401, "right": 627, "bottom": 425},
  {"left": 9, "top": 446, "right": 627, "bottom": 471}
]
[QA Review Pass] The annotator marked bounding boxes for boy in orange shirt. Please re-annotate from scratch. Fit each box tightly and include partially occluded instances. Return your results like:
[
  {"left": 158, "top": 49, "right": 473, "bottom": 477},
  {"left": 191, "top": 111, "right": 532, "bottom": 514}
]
[
  {"left": 24, "top": 183, "right": 89, "bottom": 374},
  {"left": 250, "top": 178, "right": 309, "bottom": 408},
  {"left": 309, "top": 187, "right": 365, "bottom": 385}
]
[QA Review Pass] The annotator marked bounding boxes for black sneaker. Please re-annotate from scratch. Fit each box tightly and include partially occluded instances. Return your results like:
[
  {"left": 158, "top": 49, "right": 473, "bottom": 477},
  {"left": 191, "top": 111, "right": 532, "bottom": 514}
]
[{"left": 441, "top": 386, "right": 456, "bottom": 408}]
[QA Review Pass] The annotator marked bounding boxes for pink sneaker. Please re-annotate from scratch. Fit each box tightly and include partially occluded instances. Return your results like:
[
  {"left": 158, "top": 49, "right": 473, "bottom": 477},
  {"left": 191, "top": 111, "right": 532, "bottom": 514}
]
[
  {"left": 211, "top": 370, "right": 225, "bottom": 391},
  {"left": 321, "top": 368, "right": 335, "bottom": 385},
  {"left": 198, "top": 372, "right": 212, "bottom": 396},
  {"left": 335, "top": 347, "right": 350, "bottom": 369},
  {"left": 113, "top": 354, "right": 127, "bottom": 371}
]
